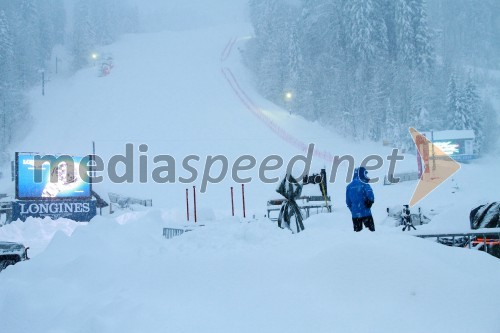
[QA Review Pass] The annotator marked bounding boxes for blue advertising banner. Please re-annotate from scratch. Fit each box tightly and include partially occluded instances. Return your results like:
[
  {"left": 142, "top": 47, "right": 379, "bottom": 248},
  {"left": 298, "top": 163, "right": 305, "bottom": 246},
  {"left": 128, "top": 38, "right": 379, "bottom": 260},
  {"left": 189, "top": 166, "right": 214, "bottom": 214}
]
[
  {"left": 16, "top": 153, "right": 91, "bottom": 200},
  {"left": 12, "top": 200, "right": 97, "bottom": 222}
]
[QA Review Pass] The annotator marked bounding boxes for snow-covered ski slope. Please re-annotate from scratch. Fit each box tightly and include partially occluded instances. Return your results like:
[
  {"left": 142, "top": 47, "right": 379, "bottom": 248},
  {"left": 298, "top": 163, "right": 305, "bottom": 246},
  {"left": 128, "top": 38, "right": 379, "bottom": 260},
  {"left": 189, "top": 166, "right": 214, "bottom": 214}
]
[
  {"left": 0, "top": 2, "right": 499, "bottom": 332},
  {"left": 1, "top": 2, "right": 419, "bottom": 217}
]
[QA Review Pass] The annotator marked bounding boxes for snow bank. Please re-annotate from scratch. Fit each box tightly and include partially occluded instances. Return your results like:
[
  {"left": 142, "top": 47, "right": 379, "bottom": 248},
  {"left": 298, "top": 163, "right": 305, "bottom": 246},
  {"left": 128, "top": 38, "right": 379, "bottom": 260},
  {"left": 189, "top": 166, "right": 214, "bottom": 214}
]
[
  {"left": 0, "top": 218, "right": 83, "bottom": 257},
  {"left": 1, "top": 211, "right": 499, "bottom": 333}
]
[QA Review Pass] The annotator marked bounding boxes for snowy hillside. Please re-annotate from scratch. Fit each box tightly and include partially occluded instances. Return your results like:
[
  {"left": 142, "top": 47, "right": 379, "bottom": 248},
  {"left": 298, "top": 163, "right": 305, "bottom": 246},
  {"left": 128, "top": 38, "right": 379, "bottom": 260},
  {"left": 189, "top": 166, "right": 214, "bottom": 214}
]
[
  {"left": 0, "top": 21, "right": 418, "bottom": 217},
  {"left": 0, "top": 1, "right": 499, "bottom": 333}
]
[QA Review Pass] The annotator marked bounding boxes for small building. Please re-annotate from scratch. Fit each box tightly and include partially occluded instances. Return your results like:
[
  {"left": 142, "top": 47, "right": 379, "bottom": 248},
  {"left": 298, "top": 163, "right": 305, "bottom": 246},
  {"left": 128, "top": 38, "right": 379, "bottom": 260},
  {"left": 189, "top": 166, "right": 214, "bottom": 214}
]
[{"left": 423, "top": 130, "right": 476, "bottom": 162}]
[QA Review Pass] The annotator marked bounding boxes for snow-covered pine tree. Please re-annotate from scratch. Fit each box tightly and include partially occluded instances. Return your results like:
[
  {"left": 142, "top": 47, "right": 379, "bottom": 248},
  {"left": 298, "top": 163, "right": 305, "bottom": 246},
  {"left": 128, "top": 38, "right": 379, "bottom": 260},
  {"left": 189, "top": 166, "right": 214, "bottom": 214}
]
[
  {"left": 344, "top": 0, "right": 387, "bottom": 64},
  {"left": 13, "top": 0, "right": 43, "bottom": 87},
  {"left": 411, "top": 0, "right": 433, "bottom": 69},
  {"left": 367, "top": 75, "right": 388, "bottom": 141},
  {"left": 345, "top": 0, "right": 375, "bottom": 62},
  {"left": 446, "top": 73, "right": 459, "bottom": 128},
  {"left": 463, "top": 75, "right": 483, "bottom": 154},
  {"left": 480, "top": 100, "right": 499, "bottom": 154},
  {"left": 417, "top": 106, "right": 431, "bottom": 131},
  {"left": 395, "top": 0, "right": 433, "bottom": 69},
  {"left": 243, "top": 0, "right": 441, "bottom": 142},
  {"left": 379, "top": 0, "right": 397, "bottom": 61},
  {"left": 0, "top": 9, "right": 13, "bottom": 152},
  {"left": 37, "top": 0, "right": 65, "bottom": 61},
  {"left": 0, "top": 10, "right": 13, "bottom": 85},
  {"left": 395, "top": 0, "right": 415, "bottom": 67},
  {"left": 90, "top": 0, "right": 116, "bottom": 46},
  {"left": 71, "top": 1, "right": 96, "bottom": 69},
  {"left": 384, "top": 97, "right": 401, "bottom": 146},
  {"left": 452, "top": 84, "right": 471, "bottom": 131},
  {"left": 282, "top": 16, "right": 302, "bottom": 116},
  {"left": 248, "top": 0, "right": 298, "bottom": 102},
  {"left": 296, "top": 0, "right": 343, "bottom": 121}
]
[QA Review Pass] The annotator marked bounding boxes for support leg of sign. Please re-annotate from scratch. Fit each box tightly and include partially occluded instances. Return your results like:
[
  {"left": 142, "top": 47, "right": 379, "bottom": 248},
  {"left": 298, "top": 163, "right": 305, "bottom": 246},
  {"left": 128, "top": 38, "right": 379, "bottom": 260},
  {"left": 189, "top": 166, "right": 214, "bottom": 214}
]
[
  {"left": 242, "top": 184, "right": 246, "bottom": 219},
  {"left": 186, "top": 188, "right": 189, "bottom": 222},
  {"left": 193, "top": 186, "right": 197, "bottom": 223},
  {"left": 231, "top": 186, "right": 235, "bottom": 217}
]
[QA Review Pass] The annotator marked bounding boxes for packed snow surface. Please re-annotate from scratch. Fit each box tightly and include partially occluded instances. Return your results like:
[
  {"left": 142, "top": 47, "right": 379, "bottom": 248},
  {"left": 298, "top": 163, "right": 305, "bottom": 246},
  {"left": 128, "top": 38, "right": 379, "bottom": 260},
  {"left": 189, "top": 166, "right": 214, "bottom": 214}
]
[
  {"left": 1, "top": 1, "right": 500, "bottom": 332},
  {"left": 1, "top": 211, "right": 499, "bottom": 333}
]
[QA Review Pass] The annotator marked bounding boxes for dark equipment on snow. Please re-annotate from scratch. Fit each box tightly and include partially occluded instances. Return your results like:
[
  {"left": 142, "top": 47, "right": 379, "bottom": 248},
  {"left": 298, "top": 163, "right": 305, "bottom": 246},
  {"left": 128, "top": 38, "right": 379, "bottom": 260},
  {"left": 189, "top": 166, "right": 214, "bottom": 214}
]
[
  {"left": 0, "top": 241, "right": 29, "bottom": 272},
  {"left": 387, "top": 205, "right": 430, "bottom": 228},
  {"left": 470, "top": 202, "right": 500, "bottom": 229},
  {"left": 267, "top": 169, "right": 331, "bottom": 222},
  {"left": 401, "top": 205, "right": 417, "bottom": 231},
  {"left": 91, "top": 190, "right": 109, "bottom": 216},
  {"left": 466, "top": 202, "right": 500, "bottom": 258},
  {"left": 276, "top": 174, "right": 304, "bottom": 233},
  {"left": 91, "top": 190, "right": 109, "bottom": 208},
  {"left": 417, "top": 230, "right": 500, "bottom": 259},
  {"left": 302, "top": 169, "right": 331, "bottom": 213}
]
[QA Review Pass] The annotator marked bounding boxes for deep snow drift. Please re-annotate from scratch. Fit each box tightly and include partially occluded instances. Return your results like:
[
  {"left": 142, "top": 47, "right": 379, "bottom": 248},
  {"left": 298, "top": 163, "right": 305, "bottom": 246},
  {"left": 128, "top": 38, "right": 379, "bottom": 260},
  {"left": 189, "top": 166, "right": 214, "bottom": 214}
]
[
  {"left": 0, "top": 1, "right": 499, "bottom": 332},
  {"left": 1, "top": 211, "right": 500, "bottom": 333}
]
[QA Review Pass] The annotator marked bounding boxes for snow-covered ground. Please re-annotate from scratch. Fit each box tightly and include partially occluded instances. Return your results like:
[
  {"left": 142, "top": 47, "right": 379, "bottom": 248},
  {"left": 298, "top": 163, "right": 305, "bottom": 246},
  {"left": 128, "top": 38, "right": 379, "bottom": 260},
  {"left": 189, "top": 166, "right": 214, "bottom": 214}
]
[
  {"left": 0, "top": 1, "right": 499, "bottom": 332},
  {"left": 1, "top": 211, "right": 499, "bottom": 333}
]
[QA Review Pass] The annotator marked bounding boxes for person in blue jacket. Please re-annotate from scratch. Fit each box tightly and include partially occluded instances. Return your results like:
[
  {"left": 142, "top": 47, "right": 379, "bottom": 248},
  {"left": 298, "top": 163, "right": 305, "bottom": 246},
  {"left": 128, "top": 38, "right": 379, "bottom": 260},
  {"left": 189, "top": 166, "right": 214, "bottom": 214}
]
[{"left": 346, "top": 167, "right": 375, "bottom": 232}]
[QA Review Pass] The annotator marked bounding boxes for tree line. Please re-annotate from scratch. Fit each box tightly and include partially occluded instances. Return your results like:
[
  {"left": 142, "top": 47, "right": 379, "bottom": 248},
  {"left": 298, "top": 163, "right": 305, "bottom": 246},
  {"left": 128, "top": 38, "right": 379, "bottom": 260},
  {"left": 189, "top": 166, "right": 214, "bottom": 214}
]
[
  {"left": 244, "top": 0, "right": 499, "bottom": 154},
  {"left": 0, "top": 0, "right": 138, "bottom": 162}
]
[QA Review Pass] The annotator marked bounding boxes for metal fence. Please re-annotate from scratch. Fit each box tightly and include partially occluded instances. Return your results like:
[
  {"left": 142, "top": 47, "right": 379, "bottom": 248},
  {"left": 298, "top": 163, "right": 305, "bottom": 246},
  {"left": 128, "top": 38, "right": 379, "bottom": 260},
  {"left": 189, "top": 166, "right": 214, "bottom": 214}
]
[
  {"left": 162, "top": 227, "right": 191, "bottom": 239},
  {"left": 108, "top": 192, "right": 152, "bottom": 208},
  {"left": 267, "top": 196, "right": 332, "bottom": 221},
  {"left": 384, "top": 171, "right": 420, "bottom": 185},
  {"left": 415, "top": 229, "right": 500, "bottom": 255}
]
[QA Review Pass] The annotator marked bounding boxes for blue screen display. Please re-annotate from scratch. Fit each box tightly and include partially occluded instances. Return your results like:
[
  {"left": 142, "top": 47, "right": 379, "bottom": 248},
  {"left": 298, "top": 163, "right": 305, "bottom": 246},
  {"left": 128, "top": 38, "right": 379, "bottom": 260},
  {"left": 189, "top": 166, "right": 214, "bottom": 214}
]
[{"left": 16, "top": 153, "right": 91, "bottom": 199}]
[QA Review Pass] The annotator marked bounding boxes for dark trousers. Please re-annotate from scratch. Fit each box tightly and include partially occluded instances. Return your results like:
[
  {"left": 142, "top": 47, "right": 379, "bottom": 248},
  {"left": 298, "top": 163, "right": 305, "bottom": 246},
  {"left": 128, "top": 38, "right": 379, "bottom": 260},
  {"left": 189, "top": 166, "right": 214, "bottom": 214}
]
[{"left": 352, "top": 216, "right": 375, "bottom": 232}]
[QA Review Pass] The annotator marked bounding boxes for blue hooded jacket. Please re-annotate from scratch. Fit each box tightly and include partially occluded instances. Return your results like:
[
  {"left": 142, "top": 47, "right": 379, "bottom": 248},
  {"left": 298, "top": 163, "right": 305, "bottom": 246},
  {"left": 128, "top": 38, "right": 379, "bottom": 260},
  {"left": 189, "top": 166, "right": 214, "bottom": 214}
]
[{"left": 346, "top": 167, "right": 375, "bottom": 218}]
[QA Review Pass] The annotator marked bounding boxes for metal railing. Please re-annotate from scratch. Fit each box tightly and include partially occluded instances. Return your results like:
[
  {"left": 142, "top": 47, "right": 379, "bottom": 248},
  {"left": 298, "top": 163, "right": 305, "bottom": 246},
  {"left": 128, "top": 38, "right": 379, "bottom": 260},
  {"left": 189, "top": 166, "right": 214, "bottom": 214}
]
[
  {"left": 267, "top": 196, "right": 332, "bottom": 221},
  {"left": 383, "top": 171, "right": 420, "bottom": 185},
  {"left": 162, "top": 227, "right": 193, "bottom": 239},
  {"left": 0, "top": 202, "right": 13, "bottom": 225},
  {"left": 108, "top": 192, "right": 152, "bottom": 208},
  {"left": 415, "top": 229, "right": 500, "bottom": 253}
]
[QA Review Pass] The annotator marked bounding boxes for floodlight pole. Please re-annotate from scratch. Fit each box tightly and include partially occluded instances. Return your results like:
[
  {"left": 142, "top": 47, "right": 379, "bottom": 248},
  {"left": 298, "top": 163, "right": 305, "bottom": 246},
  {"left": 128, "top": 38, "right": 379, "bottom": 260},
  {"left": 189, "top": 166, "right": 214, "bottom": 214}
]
[
  {"left": 41, "top": 71, "right": 45, "bottom": 96},
  {"left": 431, "top": 130, "right": 436, "bottom": 171},
  {"left": 284, "top": 91, "right": 293, "bottom": 115}
]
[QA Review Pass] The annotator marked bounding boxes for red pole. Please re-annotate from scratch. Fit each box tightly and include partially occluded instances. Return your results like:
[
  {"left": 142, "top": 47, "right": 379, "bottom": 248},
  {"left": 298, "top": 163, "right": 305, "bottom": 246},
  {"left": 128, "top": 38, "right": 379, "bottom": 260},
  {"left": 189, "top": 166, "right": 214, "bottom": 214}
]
[
  {"left": 186, "top": 188, "right": 189, "bottom": 221},
  {"left": 230, "top": 186, "right": 235, "bottom": 216},
  {"left": 416, "top": 149, "right": 423, "bottom": 179},
  {"left": 193, "top": 185, "right": 197, "bottom": 223},
  {"left": 241, "top": 184, "right": 246, "bottom": 218}
]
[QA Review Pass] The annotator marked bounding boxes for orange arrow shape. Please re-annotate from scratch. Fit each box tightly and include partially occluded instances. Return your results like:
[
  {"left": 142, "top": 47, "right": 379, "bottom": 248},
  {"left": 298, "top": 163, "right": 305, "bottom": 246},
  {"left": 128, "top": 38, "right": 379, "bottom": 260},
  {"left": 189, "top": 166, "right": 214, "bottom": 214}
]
[{"left": 408, "top": 128, "right": 461, "bottom": 207}]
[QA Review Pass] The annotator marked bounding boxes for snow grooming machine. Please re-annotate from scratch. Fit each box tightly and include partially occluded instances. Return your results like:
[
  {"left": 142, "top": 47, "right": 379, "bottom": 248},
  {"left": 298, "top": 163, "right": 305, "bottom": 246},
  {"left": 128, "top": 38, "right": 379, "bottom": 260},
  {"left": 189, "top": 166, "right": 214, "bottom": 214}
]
[
  {"left": 470, "top": 202, "right": 500, "bottom": 229},
  {"left": 0, "top": 241, "right": 29, "bottom": 272}
]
